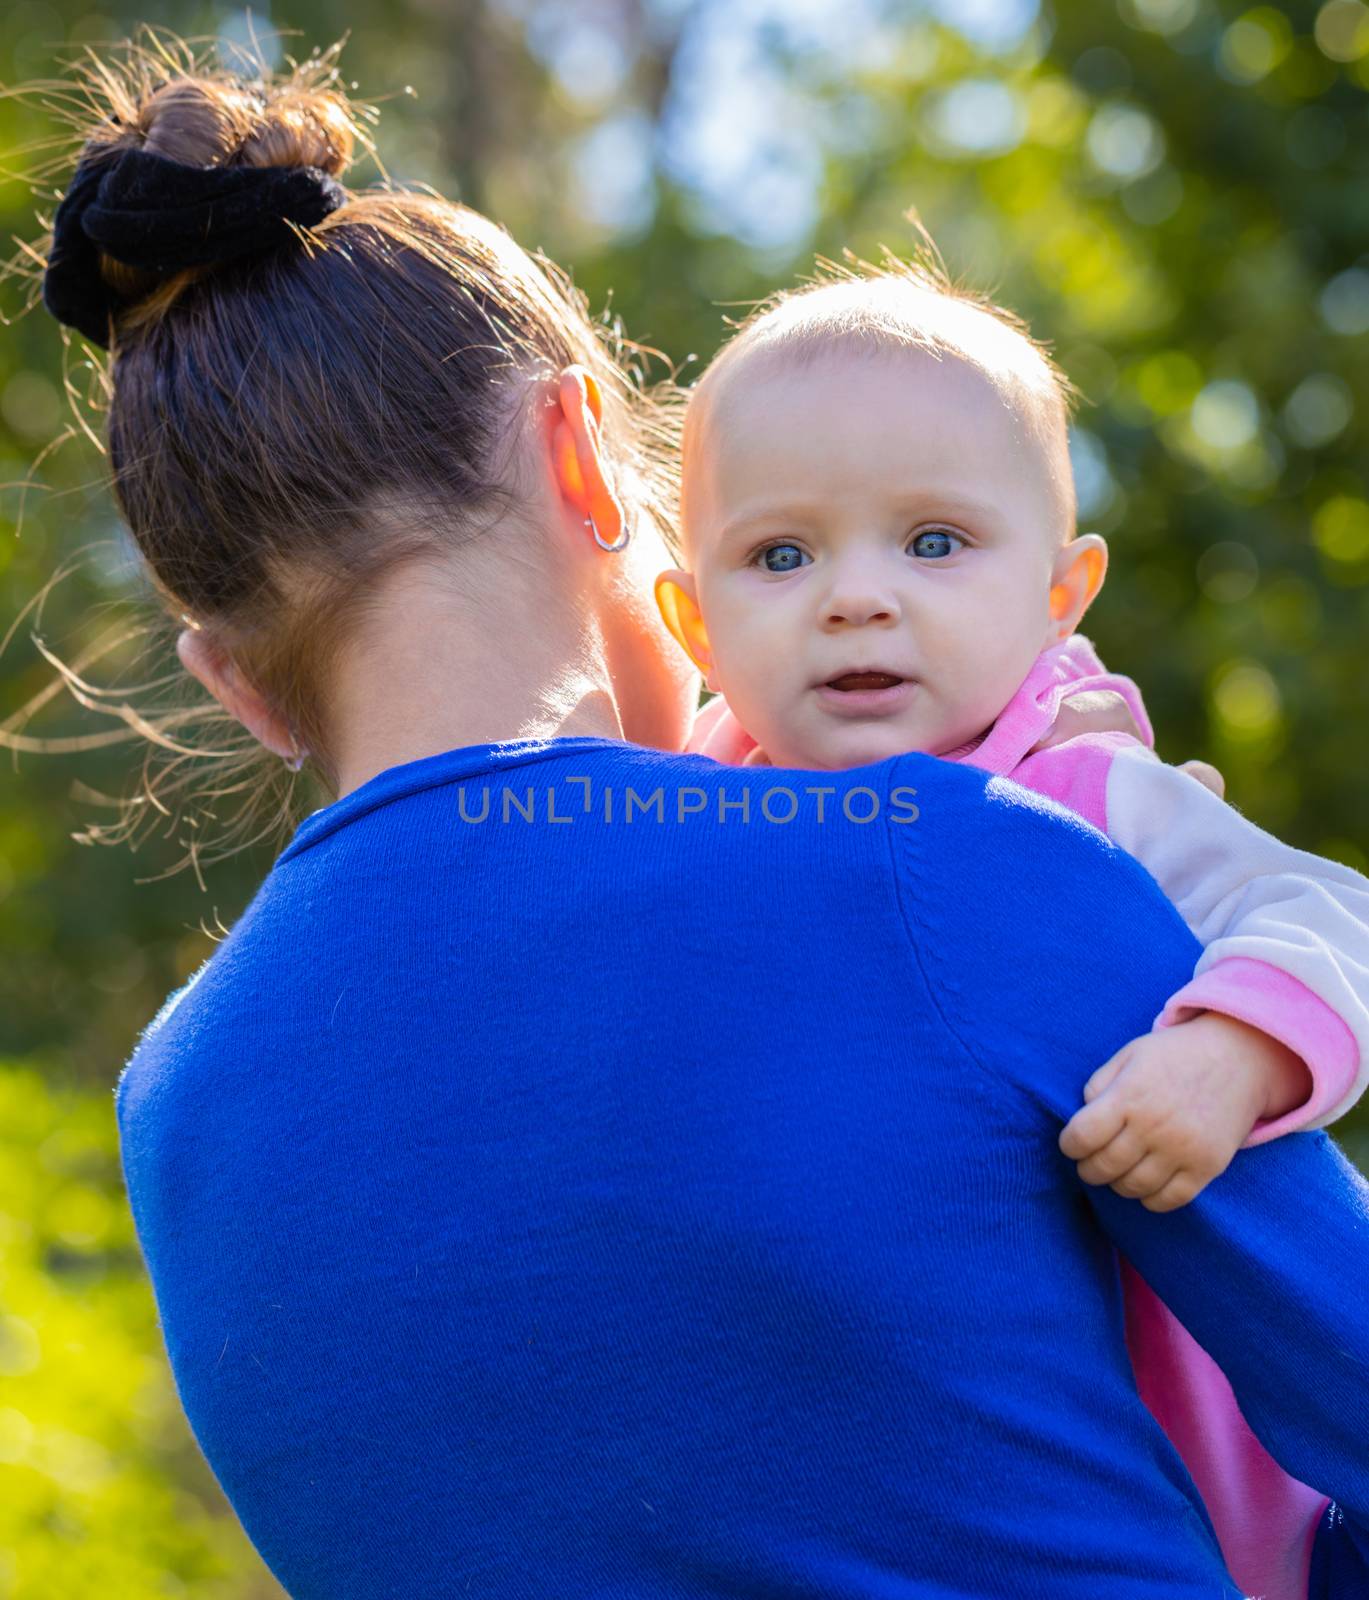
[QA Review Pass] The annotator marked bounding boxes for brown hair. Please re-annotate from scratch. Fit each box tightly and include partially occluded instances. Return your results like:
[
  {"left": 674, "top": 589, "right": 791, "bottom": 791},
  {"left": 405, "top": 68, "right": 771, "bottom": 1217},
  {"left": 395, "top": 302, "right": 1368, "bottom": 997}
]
[
  {"left": 683, "top": 232, "right": 1079, "bottom": 543},
  {"left": 6, "top": 31, "right": 681, "bottom": 877}
]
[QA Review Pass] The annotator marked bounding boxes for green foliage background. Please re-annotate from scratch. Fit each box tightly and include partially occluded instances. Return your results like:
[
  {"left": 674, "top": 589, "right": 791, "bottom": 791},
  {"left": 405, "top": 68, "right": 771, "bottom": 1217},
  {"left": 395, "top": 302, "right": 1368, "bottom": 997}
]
[{"left": 1, "top": 0, "right": 1367, "bottom": 1591}]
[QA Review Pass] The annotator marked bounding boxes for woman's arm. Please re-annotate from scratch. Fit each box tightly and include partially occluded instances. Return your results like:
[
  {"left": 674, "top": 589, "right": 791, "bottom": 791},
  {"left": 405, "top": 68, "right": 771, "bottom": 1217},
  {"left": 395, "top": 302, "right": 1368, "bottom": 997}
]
[
  {"left": 1088, "top": 1132, "right": 1369, "bottom": 1523},
  {"left": 1001, "top": 732, "right": 1362, "bottom": 1594},
  {"left": 890, "top": 754, "right": 1369, "bottom": 1535}
]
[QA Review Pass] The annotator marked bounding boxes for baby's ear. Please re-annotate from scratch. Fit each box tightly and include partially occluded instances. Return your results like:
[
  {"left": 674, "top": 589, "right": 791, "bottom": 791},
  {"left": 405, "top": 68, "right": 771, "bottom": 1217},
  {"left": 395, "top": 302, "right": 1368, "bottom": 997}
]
[
  {"left": 1048, "top": 533, "right": 1108, "bottom": 638},
  {"left": 654, "top": 570, "right": 717, "bottom": 687}
]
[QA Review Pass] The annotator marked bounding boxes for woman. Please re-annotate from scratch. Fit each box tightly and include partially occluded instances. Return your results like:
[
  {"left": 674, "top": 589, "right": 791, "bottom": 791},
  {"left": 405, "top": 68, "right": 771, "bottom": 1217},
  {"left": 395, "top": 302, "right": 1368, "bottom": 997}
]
[{"left": 36, "top": 50, "right": 1369, "bottom": 1599}]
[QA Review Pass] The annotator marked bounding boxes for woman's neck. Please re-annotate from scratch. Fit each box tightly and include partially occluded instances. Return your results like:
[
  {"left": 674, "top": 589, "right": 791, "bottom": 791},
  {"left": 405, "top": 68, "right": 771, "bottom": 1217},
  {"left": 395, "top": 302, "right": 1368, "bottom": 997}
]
[{"left": 324, "top": 552, "right": 697, "bottom": 798}]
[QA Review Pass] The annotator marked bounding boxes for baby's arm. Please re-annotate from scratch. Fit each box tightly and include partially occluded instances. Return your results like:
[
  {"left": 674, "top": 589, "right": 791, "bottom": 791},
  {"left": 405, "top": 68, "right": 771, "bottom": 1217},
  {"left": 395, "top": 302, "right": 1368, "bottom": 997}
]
[{"left": 1016, "top": 732, "right": 1369, "bottom": 1209}]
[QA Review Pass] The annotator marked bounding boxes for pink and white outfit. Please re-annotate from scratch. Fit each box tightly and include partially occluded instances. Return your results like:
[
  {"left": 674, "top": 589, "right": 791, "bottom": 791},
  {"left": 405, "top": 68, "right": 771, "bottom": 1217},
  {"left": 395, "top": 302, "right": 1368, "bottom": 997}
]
[{"left": 687, "top": 633, "right": 1369, "bottom": 1600}]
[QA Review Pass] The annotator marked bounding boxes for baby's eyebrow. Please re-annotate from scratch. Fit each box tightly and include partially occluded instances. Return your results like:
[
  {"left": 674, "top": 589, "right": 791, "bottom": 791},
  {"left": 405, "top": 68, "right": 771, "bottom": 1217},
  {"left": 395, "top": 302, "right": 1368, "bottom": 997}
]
[
  {"left": 901, "top": 491, "right": 1004, "bottom": 527},
  {"left": 717, "top": 505, "right": 824, "bottom": 543}
]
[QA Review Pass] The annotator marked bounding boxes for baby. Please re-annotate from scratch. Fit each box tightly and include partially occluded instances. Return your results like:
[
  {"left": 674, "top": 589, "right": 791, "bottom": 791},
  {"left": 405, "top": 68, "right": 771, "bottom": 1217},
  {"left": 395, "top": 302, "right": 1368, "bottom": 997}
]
[
  {"left": 655, "top": 250, "right": 1369, "bottom": 1204},
  {"left": 651, "top": 249, "right": 1369, "bottom": 1599}
]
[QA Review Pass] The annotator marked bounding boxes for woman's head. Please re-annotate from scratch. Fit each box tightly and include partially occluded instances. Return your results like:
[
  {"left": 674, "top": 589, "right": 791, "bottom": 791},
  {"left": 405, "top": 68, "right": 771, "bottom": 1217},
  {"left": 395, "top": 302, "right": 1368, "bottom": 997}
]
[
  {"left": 26, "top": 36, "right": 697, "bottom": 839},
  {"left": 655, "top": 247, "right": 1108, "bottom": 770}
]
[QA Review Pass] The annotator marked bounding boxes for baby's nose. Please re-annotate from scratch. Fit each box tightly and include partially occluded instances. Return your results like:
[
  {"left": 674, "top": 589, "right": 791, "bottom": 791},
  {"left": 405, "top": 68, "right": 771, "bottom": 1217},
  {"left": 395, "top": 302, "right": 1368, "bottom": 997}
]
[{"left": 821, "top": 577, "right": 903, "bottom": 628}]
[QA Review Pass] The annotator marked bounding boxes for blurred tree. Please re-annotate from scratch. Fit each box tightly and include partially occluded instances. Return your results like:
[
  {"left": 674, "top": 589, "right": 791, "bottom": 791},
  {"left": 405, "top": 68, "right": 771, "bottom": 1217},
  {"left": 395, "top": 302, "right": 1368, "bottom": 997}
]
[{"left": 0, "top": 1063, "right": 285, "bottom": 1595}]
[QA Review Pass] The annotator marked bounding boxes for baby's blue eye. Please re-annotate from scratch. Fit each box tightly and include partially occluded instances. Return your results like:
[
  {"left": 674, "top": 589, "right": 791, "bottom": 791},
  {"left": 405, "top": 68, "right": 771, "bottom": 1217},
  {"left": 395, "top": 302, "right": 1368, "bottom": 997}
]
[
  {"left": 911, "top": 528, "right": 961, "bottom": 559},
  {"left": 753, "top": 532, "right": 963, "bottom": 569},
  {"left": 758, "top": 543, "right": 809, "bottom": 573}
]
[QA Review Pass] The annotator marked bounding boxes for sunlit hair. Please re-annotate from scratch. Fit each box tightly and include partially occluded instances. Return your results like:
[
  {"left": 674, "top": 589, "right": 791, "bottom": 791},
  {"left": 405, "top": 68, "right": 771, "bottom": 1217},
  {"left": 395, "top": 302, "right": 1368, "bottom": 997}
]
[
  {"left": 683, "top": 227, "right": 1079, "bottom": 545},
  {"left": 3, "top": 28, "right": 682, "bottom": 879}
]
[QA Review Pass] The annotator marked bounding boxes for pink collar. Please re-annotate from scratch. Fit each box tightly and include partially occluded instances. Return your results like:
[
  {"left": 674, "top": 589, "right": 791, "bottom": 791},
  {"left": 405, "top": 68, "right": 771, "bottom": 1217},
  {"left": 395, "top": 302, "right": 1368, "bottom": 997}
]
[{"left": 942, "top": 634, "right": 1153, "bottom": 775}]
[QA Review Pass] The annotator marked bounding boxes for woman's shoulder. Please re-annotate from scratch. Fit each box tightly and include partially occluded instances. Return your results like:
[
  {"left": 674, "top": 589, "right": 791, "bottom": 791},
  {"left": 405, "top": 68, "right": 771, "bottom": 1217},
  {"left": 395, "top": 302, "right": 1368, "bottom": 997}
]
[{"left": 275, "top": 736, "right": 944, "bottom": 865}]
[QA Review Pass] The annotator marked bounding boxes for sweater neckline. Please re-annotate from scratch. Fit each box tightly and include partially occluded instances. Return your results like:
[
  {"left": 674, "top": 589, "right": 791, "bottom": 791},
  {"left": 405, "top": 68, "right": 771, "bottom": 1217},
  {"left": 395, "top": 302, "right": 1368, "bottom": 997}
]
[{"left": 278, "top": 735, "right": 637, "bottom": 863}]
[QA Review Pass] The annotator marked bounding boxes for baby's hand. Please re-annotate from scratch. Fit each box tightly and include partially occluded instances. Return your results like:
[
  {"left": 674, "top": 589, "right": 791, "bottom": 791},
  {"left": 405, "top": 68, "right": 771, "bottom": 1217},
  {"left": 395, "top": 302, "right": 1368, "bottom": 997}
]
[
  {"left": 741, "top": 745, "right": 773, "bottom": 767},
  {"left": 1028, "top": 690, "right": 1226, "bottom": 796},
  {"left": 1030, "top": 688, "right": 1144, "bottom": 751},
  {"left": 1058, "top": 1012, "right": 1311, "bottom": 1212}
]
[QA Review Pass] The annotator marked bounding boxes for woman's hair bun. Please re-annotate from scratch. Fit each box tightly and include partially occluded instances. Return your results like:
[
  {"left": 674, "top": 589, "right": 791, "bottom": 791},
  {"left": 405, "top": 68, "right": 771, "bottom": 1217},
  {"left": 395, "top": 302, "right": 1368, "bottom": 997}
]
[
  {"left": 39, "top": 54, "right": 363, "bottom": 346},
  {"left": 133, "top": 78, "right": 355, "bottom": 180}
]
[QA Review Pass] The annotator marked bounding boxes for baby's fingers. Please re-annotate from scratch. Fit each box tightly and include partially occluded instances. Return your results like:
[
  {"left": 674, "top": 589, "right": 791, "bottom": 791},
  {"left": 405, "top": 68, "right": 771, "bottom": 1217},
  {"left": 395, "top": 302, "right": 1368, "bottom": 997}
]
[
  {"left": 1059, "top": 1089, "right": 1128, "bottom": 1161},
  {"left": 1082, "top": 1052, "right": 1130, "bottom": 1104},
  {"left": 1141, "top": 1172, "right": 1206, "bottom": 1213},
  {"left": 1071, "top": 1124, "right": 1147, "bottom": 1186},
  {"left": 1108, "top": 1152, "right": 1180, "bottom": 1201},
  {"left": 1177, "top": 758, "right": 1225, "bottom": 799}
]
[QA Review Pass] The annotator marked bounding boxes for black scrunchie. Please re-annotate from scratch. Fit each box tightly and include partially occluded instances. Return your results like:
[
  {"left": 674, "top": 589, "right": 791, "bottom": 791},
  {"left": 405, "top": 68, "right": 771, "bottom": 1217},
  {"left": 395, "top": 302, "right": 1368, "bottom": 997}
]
[{"left": 42, "top": 146, "right": 348, "bottom": 348}]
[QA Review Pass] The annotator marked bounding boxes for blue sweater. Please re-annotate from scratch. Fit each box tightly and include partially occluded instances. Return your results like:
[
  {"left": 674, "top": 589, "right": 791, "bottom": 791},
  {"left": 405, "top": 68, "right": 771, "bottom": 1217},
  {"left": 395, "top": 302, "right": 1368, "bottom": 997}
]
[{"left": 116, "top": 737, "right": 1369, "bottom": 1598}]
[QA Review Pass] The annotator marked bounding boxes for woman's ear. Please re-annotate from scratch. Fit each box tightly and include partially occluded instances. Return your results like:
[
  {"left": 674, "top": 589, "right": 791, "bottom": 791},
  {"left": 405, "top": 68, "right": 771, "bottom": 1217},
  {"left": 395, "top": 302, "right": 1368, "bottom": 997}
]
[
  {"left": 550, "top": 365, "right": 626, "bottom": 549},
  {"left": 1047, "top": 534, "right": 1108, "bottom": 641},
  {"left": 176, "top": 626, "right": 298, "bottom": 760},
  {"left": 653, "top": 570, "right": 719, "bottom": 691}
]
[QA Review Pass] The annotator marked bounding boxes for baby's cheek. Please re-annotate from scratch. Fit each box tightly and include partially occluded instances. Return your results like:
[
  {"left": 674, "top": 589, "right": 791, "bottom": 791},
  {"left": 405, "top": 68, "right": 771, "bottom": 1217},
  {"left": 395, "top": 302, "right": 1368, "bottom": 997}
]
[
  {"left": 709, "top": 671, "right": 813, "bottom": 766},
  {"left": 708, "top": 622, "right": 780, "bottom": 709},
  {"left": 725, "top": 689, "right": 797, "bottom": 760},
  {"left": 958, "top": 634, "right": 1046, "bottom": 723}
]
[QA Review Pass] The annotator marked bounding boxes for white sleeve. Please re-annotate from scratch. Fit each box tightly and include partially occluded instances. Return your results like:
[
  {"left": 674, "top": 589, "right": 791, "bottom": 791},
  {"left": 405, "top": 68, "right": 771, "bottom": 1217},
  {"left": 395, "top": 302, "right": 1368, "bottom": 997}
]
[{"left": 1105, "top": 741, "right": 1369, "bottom": 1127}]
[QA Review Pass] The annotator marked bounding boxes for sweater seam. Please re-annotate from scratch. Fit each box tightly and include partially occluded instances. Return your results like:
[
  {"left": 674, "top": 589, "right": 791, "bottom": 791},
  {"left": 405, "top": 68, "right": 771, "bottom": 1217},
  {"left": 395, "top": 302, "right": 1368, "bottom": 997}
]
[{"left": 881, "top": 760, "right": 1061, "bottom": 1125}]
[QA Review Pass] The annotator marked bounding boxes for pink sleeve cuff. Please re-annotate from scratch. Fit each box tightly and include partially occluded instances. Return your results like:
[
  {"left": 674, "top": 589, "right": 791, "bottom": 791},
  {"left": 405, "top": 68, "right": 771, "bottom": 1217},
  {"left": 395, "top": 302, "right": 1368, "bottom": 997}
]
[{"left": 1153, "top": 955, "right": 1360, "bottom": 1144}]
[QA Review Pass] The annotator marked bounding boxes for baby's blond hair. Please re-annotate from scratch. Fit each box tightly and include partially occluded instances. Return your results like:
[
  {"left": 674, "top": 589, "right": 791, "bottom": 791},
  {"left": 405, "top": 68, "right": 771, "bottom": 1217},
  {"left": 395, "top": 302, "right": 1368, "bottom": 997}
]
[{"left": 684, "top": 231, "right": 1079, "bottom": 542}]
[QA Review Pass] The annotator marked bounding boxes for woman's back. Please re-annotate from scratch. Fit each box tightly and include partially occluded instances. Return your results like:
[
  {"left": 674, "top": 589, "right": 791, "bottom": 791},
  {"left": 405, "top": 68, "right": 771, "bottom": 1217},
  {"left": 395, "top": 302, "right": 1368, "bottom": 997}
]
[{"left": 117, "top": 737, "right": 1366, "bottom": 1598}]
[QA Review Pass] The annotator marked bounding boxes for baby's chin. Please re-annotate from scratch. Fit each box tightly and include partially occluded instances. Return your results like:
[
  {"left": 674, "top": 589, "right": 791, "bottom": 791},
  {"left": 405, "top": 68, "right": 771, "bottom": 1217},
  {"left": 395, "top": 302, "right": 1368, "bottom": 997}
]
[{"left": 763, "top": 721, "right": 939, "bottom": 772}]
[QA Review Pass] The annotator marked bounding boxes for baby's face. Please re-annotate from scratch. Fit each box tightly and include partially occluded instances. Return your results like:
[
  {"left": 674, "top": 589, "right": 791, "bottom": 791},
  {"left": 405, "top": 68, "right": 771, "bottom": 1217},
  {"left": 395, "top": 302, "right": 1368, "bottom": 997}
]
[{"left": 680, "top": 345, "right": 1069, "bottom": 769}]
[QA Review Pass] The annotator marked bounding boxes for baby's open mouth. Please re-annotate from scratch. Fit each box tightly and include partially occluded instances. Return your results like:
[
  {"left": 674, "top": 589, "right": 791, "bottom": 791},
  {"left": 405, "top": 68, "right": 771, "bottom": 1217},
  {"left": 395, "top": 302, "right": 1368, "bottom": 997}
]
[{"left": 825, "top": 672, "right": 905, "bottom": 691}]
